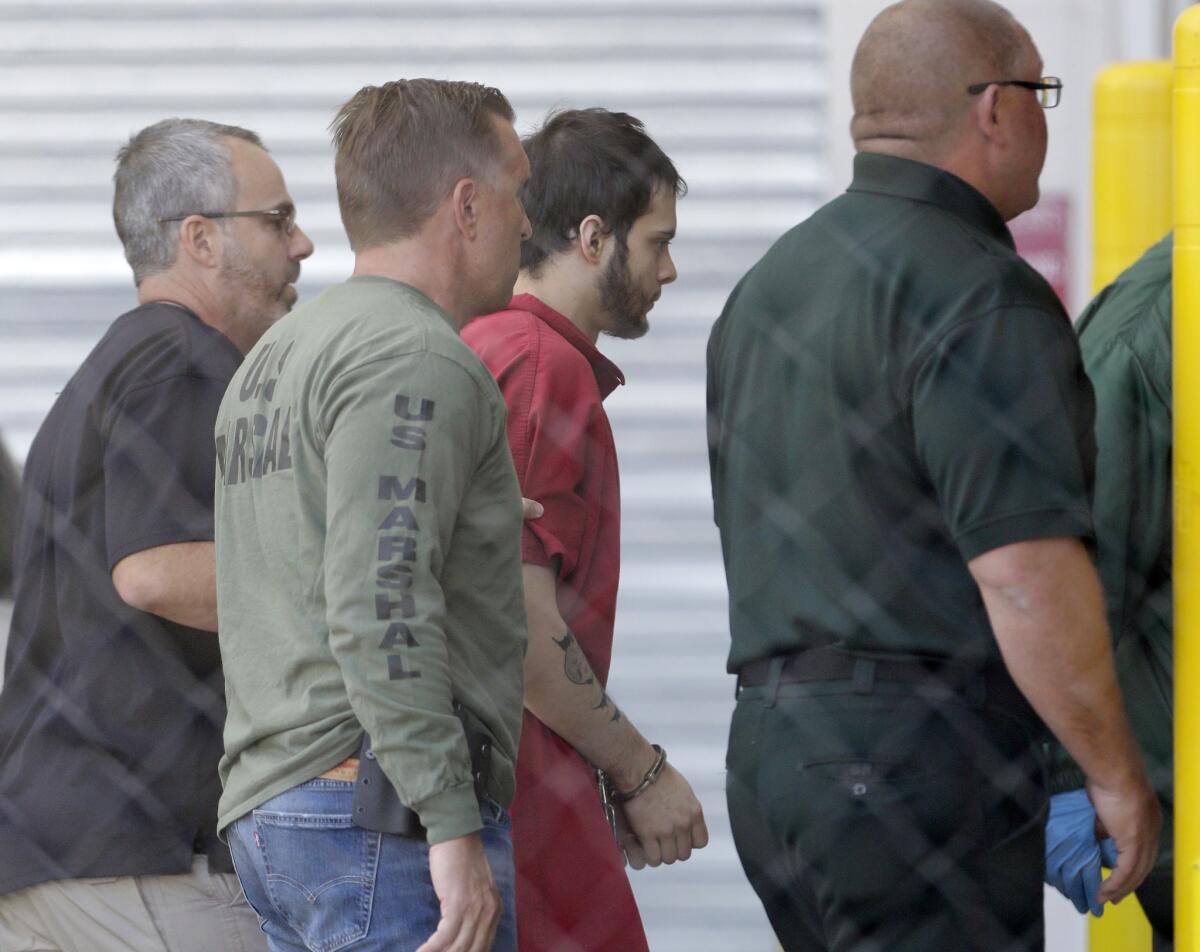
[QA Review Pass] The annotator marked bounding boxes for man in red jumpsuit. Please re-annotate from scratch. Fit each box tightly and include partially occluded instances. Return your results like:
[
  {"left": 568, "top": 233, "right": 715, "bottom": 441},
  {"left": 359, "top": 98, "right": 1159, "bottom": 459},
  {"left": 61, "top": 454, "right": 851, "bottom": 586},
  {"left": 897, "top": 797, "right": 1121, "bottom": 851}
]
[{"left": 463, "top": 108, "right": 707, "bottom": 951}]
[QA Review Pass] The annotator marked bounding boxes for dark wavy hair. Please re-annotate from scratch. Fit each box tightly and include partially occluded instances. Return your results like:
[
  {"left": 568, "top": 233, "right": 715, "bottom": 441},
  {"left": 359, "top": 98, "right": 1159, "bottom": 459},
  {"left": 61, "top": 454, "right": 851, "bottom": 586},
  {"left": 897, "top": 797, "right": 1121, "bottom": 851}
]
[{"left": 520, "top": 108, "right": 685, "bottom": 275}]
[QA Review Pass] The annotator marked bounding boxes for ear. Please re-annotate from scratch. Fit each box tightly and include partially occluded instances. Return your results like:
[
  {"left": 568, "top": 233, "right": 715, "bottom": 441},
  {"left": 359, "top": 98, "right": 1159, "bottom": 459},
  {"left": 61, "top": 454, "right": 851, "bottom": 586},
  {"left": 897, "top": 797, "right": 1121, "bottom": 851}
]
[
  {"left": 971, "top": 84, "right": 1004, "bottom": 145},
  {"left": 176, "top": 215, "right": 222, "bottom": 270},
  {"left": 577, "top": 214, "right": 610, "bottom": 266},
  {"left": 452, "top": 177, "right": 480, "bottom": 239}
]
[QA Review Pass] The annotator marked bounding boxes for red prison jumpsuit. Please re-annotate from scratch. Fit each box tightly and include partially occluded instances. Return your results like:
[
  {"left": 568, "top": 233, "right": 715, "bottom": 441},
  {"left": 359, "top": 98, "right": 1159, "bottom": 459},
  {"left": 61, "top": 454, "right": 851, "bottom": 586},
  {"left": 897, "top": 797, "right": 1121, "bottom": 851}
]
[{"left": 463, "top": 294, "right": 649, "bottom": 952}]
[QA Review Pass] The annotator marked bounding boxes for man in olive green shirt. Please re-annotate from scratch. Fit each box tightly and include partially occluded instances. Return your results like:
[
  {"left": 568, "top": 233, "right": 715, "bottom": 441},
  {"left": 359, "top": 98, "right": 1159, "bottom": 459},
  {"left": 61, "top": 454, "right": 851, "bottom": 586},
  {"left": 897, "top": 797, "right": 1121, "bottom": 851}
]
[
  {"left": 708, "top": 2, "right": 1159, "bottom": 949},
  {"left": 215, "top": 79, "right": 533, "bottom": 952},
  {"left": 1045, "top": 234, "right": 1174, "bottom": 947}
]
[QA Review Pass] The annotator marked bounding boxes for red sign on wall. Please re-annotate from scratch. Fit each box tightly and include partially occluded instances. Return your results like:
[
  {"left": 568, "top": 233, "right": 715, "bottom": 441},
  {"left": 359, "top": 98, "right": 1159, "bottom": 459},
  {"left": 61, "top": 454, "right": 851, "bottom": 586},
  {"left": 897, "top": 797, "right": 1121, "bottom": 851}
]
[{"left": 1008, "top": 193, "right": 1071, "bottom": 308}]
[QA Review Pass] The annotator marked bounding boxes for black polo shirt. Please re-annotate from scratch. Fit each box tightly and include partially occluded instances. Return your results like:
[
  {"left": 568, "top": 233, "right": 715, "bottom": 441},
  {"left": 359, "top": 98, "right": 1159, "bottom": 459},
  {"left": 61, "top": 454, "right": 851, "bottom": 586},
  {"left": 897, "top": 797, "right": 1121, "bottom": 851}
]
[
  {"left": 708, "top": 153, "right": 1096, "bottom": 672},
  {"left": 0, "top": 302, "right": 241, "bottom": 894}
]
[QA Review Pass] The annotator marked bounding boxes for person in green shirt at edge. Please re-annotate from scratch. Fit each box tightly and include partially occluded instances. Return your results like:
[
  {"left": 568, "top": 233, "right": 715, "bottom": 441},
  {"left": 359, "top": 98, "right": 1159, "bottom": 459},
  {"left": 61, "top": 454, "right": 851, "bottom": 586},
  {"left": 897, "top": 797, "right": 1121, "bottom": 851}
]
[
  {"left": 213, "top": 79, "right": 534, "bottom": 952},
  {"left": 1042, "top": 233, "right": 1174, "bottom": 950},
  {"left": 708, "top": 1, "right": 1161, "bottom": 949}
]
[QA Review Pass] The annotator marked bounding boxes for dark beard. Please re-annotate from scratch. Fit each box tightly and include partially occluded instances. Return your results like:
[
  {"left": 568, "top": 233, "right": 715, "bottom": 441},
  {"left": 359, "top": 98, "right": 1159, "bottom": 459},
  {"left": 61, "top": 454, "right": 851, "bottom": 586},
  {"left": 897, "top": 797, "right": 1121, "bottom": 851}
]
[{"left": 597, "top": 239, "right": 651, "bottom": 340}]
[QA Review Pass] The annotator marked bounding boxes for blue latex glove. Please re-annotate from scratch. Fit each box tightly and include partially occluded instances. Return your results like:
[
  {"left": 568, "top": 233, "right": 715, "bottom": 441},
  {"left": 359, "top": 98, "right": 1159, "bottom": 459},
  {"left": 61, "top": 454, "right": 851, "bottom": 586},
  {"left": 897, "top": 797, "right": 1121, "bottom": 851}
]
[{"left": 1044, "top": 789, "right": 1106, "bottom": 916}]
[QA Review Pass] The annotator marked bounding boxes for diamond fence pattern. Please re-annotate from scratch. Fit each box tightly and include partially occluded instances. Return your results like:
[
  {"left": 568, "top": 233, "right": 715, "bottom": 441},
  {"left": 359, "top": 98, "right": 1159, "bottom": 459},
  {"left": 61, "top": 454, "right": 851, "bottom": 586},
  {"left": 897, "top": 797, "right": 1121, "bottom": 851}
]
[{"left": 0, "top": 3, "right": 1098, "bottom": 950}]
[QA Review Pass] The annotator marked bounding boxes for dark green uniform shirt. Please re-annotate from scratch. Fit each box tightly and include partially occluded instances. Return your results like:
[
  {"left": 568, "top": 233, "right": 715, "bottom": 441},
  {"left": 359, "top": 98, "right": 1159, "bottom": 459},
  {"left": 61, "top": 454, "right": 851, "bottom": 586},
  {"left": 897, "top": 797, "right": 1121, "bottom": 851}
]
[
  {"left": 1072, "top": 235, "right": 1173, "bottom": 833},
  {"left": 708, "top": 153, "right": 1096, "bottom": 672}
]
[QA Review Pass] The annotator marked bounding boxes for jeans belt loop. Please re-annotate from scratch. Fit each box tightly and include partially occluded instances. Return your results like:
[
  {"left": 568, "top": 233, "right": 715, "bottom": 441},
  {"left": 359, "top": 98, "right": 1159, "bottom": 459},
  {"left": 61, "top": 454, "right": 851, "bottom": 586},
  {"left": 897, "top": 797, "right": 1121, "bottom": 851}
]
[
  {"left": 852, "top": 658, "right": 876, "bottom": 694},
  {"left": 765, "top": 656, "right": 785, "bottom": 708}
]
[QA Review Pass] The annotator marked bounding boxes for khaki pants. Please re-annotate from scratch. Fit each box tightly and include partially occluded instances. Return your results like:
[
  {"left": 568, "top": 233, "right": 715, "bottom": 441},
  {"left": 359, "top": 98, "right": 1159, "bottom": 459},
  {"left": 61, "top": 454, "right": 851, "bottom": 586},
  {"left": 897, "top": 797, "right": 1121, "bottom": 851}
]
[{"left": 0, "top": 856, "right": 267, "bottom": 952}]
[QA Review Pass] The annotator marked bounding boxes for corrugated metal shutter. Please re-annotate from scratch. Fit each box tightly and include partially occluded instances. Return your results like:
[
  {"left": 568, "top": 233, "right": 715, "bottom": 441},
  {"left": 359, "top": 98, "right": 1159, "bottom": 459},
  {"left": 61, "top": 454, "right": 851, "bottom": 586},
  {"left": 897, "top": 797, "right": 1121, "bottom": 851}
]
[{"left": 0, "top": 2, "right": 825, "bottom": 948}]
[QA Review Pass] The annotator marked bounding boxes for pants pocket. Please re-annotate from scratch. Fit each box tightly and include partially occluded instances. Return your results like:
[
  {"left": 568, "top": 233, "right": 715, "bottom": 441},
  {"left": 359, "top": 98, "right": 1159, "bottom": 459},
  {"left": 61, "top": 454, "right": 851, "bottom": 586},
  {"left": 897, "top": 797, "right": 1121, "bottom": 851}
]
[{"left": 253, "top": 809, "right": 381, "bottom": 952}]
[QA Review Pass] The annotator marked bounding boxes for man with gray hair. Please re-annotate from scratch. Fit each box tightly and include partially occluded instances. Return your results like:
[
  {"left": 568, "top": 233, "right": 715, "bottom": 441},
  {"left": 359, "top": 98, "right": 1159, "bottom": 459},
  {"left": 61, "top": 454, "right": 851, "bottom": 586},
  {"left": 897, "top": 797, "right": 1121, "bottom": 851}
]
[
  {"left": 0, "top": 118, "right": 312, "bottom": 952},
  {"left": 710, "top": 0, "right": 1160, "bottom": 948}
]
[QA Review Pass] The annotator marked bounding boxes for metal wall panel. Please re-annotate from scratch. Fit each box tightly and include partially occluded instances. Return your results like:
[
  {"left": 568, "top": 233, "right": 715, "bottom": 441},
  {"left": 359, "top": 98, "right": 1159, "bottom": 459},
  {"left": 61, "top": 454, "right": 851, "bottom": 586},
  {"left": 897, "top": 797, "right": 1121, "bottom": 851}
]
[{"left": 0, "top": 3, "right": 825, "bottom": 948}]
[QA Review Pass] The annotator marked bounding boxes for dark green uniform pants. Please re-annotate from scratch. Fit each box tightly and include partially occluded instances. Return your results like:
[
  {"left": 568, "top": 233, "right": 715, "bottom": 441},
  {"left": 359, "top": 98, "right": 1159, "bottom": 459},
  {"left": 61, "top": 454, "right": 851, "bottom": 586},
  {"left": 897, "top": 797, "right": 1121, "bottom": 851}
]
[{"left": 727, "top": 661, "right": 1048, "bottom": 951}]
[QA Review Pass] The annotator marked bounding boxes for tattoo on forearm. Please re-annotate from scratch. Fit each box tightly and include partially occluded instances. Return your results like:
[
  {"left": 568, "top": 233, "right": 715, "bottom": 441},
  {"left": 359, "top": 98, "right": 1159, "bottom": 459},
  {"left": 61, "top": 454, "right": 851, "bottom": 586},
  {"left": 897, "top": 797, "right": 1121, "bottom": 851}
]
[
  {"left": 593, "top": 688, "right": 622, "bottom": 723},
  {"left": 554, "top": 630, "right": 621, "bottom": 721},
  {"left": 554, "top": 631, "right": 594, "bottom": 686}
]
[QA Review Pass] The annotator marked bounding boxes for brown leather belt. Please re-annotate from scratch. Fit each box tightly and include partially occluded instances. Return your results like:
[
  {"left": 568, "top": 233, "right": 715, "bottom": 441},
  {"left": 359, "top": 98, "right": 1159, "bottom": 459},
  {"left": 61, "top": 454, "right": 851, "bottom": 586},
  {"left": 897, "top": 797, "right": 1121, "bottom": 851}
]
[{"left": 320, "top": 756, "right": 359, "bottom": 782}]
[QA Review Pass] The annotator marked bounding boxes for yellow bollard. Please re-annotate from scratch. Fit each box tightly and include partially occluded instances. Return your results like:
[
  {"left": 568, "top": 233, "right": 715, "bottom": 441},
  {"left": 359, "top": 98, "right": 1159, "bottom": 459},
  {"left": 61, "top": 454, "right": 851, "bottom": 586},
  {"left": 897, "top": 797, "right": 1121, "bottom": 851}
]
[
  {"left": 1092, "top": 61, "right": 1173, "bottom": 295},
  {"left": 1090, "top": 872, "right": 1153, "bottom": 949},
  {"left": 1089, "top": 61, "right": 1171, "bottom": 950},
  {"left": 1088, "top": 63, "right": 1172, "bottom": 952},
  {"left": 1175, "top": 7, "right": 1200, "bottom": 951}
]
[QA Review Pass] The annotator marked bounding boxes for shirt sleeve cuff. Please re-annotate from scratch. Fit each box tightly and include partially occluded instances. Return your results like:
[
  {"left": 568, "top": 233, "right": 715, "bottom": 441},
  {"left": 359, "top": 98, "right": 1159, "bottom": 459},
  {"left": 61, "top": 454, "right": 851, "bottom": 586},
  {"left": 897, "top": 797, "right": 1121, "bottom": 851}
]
[
  {"left": 522, "top": 522, "right": 578, "bottom": 577},
  {"left": 520, "top": 530, "right": 554, "bottom": 569},
  {"left": 955, "top": 508, "right": 1094, "bottom": 562},
  {"left": 413, "top": 783, "right": 483, "bottom": 845},
  {"left": 106, "top": 524, "right": 215, "bottom": 571}
]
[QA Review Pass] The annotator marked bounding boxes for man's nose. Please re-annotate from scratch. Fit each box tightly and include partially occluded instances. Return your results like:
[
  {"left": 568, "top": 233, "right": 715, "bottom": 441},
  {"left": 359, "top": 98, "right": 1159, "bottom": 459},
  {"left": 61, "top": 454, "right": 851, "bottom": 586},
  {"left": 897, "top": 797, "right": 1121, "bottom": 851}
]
[
  {"left": 659, "top": 250, "right": 678, "bottom": 285},
  {"left": 291, "top": 224, "right": 315, "bottom": 260}
]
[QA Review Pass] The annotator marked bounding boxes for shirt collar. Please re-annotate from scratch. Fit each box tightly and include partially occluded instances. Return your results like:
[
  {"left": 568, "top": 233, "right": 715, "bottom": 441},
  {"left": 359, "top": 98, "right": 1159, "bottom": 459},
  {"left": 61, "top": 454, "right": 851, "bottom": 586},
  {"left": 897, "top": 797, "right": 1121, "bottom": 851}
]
[
  {"left": 847, "top": 152, "right": 1015, "bottom": 250},
  {"left": 143, "top": 299, "right": 242, "bottom": 359},
  {"left": 347, "top": 275, "right": 459, "bottom": 332},
  {"left": 510, "top": 293, "right": 625, "bottom": 398}
]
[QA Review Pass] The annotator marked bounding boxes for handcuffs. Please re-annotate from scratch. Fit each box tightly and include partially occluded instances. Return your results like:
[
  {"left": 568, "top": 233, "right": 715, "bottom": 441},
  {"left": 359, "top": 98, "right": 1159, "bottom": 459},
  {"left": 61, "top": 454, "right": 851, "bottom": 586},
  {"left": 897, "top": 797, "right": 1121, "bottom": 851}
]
[{"left": 595, "top": 744, "right": 667, "bottom": 837}]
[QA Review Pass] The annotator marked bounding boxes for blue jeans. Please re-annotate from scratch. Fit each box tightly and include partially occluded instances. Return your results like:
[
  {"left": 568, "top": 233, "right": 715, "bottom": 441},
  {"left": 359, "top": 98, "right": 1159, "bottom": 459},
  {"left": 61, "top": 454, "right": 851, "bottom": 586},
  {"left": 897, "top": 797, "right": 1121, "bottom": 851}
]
[{"left": 227, "top": 778, "right": 516, "bottom": 952}]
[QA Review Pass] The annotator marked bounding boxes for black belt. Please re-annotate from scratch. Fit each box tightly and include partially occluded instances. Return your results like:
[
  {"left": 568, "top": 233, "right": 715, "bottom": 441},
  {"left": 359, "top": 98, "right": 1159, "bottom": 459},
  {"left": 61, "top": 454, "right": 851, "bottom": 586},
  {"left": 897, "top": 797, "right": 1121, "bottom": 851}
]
[
  {"left": 738, "top": 646, "right": 958, "bottom": 688},
  {"left": 737, "top": 645, "right": 1038, "bottom": 723}
]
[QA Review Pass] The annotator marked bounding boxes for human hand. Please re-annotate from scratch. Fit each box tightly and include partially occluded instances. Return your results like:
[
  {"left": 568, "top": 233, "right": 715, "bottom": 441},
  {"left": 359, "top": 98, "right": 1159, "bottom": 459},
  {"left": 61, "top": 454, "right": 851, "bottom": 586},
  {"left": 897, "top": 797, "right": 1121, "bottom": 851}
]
[
  {"left": 1099, "top": 835, "right": 1118, "bottom": 869},
  {"left": 619, "top": 761, "right": 708, "bottom": 869},
  {"left": 416, "top": 833, "right": 502, "bottom": 952},
  {"left": 521, "top": 498, "right": 543, "bottom": 520},
  {"left": 612, "top": 800, "right": 639, "bottom": 868},
  {"left": 1044, "top": 789, "right": 1105, "bottom": 915},
  {"left": 1087, "top": 774, "right": 1162, "bottom": 907}
]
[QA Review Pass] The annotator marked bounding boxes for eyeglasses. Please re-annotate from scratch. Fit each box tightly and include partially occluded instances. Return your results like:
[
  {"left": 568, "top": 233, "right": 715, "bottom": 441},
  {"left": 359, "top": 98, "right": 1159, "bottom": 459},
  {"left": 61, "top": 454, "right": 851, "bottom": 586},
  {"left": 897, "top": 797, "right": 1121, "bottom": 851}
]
[
  {"left": 966, "top": 76, "right": 1062, "bottom": 109},
  {"left": 157, "top": 207, "right": 297, "bottom": 235}
]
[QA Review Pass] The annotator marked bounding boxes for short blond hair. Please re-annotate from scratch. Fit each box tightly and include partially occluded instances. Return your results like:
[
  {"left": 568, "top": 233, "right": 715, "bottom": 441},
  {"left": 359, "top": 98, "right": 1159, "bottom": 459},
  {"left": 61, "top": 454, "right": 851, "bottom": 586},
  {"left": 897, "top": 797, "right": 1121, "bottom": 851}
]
[{"left": 331, "top": 79, "right": 515, "bottom": 250}]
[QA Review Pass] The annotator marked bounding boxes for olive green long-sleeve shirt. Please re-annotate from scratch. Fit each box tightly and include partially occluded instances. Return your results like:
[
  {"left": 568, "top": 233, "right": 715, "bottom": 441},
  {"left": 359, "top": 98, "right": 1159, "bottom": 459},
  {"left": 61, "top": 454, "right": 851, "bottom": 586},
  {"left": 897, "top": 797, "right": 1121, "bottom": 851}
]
[{"left": 214, "top": 276, "right": 526, "bottom": 845}]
